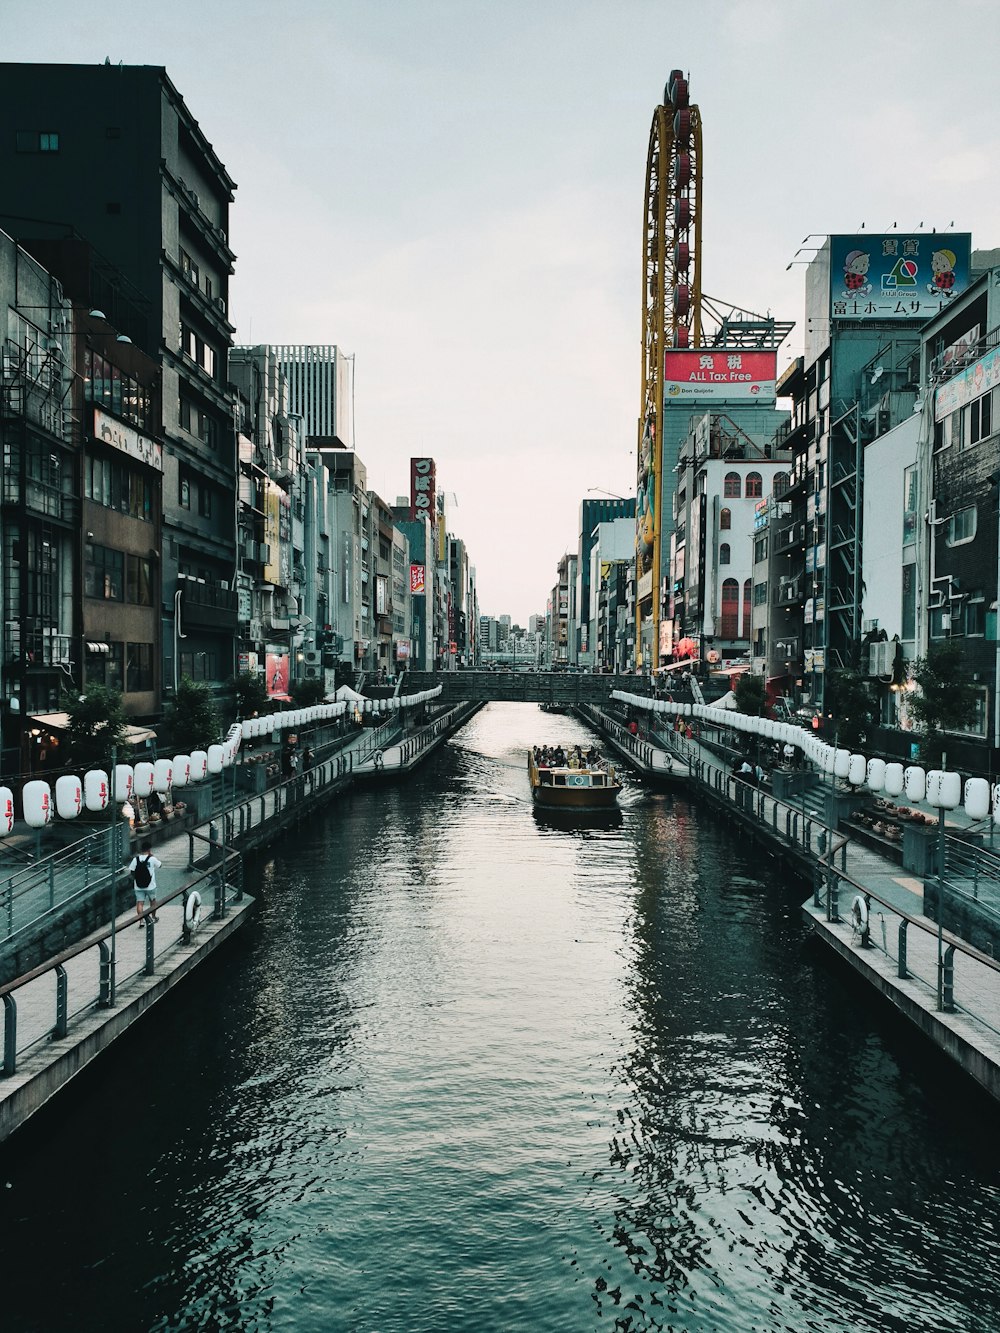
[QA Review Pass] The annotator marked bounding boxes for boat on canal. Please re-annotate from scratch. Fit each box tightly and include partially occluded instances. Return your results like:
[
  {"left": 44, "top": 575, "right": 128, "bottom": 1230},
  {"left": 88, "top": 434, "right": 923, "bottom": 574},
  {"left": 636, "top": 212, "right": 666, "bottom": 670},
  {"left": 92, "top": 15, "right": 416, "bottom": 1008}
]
[{"left": 528, "top": 747, "right": 622, "bottom": 811}]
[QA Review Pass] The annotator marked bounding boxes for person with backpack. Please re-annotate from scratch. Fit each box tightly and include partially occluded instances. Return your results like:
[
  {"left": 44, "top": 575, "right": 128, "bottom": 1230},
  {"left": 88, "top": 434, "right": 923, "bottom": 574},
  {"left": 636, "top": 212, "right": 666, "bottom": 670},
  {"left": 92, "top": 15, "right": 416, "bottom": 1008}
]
[{"left": 128, "top": 839, "right": 162, "bottom": 926}]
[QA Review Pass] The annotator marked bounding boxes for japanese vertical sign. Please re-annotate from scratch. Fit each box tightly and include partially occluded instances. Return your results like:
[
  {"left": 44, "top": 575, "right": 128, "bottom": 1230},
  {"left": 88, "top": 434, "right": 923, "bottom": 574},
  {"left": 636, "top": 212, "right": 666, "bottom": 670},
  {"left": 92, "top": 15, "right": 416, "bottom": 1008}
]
[
  {"left": 410, "top": 457, "right": 436, "bottom": 524},
  {"left": 410, "top": 564, "right": 425, "bottom": 594},
  {"left": 830, "top": 233, "right": 971, "bottom": 321}
]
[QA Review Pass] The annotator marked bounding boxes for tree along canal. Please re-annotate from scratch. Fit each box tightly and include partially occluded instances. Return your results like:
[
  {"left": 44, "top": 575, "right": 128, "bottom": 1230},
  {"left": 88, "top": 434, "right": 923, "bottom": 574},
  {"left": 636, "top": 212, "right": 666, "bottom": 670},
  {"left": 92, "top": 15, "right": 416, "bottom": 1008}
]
[{"left": 2, "top": 702, "right": 1000, "bottom": 1332}]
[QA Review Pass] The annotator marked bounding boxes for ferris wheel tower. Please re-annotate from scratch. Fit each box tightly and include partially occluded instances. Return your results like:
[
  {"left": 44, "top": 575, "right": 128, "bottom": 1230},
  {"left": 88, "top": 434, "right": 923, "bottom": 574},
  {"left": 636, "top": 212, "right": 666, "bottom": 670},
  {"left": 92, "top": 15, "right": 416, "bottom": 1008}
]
[{"left": 636, "top": 70, "right": 702, "bottom": 668}]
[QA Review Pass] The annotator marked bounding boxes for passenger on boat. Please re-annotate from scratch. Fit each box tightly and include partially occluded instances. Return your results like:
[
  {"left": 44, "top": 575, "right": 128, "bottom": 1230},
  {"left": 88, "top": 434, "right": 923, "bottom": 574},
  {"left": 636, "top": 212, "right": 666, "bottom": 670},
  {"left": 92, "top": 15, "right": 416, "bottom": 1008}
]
[{"left": 585, "top": 746, "right": 600, "bottom": 766}]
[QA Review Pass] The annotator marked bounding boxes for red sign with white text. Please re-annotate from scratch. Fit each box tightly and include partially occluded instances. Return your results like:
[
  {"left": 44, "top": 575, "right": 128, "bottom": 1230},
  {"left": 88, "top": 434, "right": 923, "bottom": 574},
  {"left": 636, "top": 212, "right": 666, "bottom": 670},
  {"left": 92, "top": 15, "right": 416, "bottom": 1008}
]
[
  {"left": 664, "top": 349, "right": 777, "bottom": 402},
  {"left": 410, "top": 457, "right": 436, "bottom": 524},
  {"left": 410, "top": 564, "right": 425, "bottom": 594}
]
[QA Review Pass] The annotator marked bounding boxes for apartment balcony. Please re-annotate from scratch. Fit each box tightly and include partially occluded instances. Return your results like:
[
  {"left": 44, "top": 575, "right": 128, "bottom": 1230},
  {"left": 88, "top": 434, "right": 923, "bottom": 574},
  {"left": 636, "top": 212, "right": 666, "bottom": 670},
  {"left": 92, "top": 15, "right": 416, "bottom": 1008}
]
[{"left": 178, "top": 575, "right": 238, "bottom": 631}]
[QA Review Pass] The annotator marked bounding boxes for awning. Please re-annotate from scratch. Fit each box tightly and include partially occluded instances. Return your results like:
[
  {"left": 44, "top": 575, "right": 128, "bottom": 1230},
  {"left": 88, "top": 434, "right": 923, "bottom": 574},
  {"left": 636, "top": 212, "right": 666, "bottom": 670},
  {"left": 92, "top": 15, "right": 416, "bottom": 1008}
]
[
  {"left": 653, "top": 660, "right": 699, "bottom": 675},
  {"left": 28, "top": 712, "right": 157, "bottom": 745},
  {"left": 86, "top": 641, "right": 110, "bottom": 653}
]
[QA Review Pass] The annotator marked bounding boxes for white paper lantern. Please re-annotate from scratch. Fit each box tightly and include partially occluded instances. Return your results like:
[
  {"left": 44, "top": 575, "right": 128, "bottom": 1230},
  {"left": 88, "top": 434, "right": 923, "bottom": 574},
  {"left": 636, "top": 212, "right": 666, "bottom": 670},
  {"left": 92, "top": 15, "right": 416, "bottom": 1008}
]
[
  {"left": 153, "top": 758, "right": 173, "bottom": 792},
  {"left": 834, "top": 749, "right": 851, "bottom": 779},
  {"left": 866, "top": 758, "right": 886, "bottom": 791},
  {"left": 993, "top": 783, "right": 1000, "bottom": 826},
  {"left": 884, "top": 763, "right": 905, "bottom": 796},
  {"left": 22, "top": 780, "right": 53, "bottom": 828},
  {"left": 207, "top": 744, "right": 225, "bottom": 774},
  {"left": 904, "top": 765, "right": 926, "bottom": 803},
  {"left": 241, "top": 719, "right": 255, "bottom": 740},
  {"left": 84, "top": 769, "right": 110, "bottom": 812},
  {"left": 172, "top": 755, "right": 191, "bottom": 788},
  {"left": 965, "top": 777, "right": 990, "bottom": 821},
  {"left": 190, "top": 750, "right": 209, "bottom": 781},
  {"left": 55, "top": 774, "right": 83, "bottom": 820},
  {"left": 0, "top": 786, "right": 14, "bottom": 834},
  {"left": 113, "top": 764, "right": 134, "bottom": 802},
  {"left": 848, "top": 754, "right": 866, "bottom": 786},
  {"left": 927, "top": 769, "right": 961, "bottom": 809}
]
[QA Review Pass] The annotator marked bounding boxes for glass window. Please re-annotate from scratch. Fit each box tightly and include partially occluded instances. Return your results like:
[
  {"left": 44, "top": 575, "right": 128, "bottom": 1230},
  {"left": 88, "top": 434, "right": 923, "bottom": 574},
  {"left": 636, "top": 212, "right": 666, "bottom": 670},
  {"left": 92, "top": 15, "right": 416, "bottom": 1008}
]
[
  {"left": 126, "top": 643, "right": 154, "bottom": 692},
  {"left": 724, "top": 472, "right": 741, "bottom": 498},
  {"left": 745, "top": 472, "right": 762, "bottom": 498},
  {"left": 967, "top": 391, "right": 993, "bottom": 446},
  {"left": 40, "top": 133, "right": 60, "bottom": 152},
  {"left": 773, "top": 472, "right": 789, "bottom": 497},
  {"left": 719, "top": 543, "right": 731, "bottom": 565},
  {"left": 967, "top": 596, "right": 986, "bottom": 637},
  {"left": 126, "top": 556, "right": 153, "bottom": 606},
  {"left": 720, "top": 507, "right": 731, "bottom": 530},
  {"left": 199, "top": 486, "right": 213, "bottom": 519},
  {"left": 947, "top": 506, "right": 976, "bottom": 545},
  {"left": 180, "top": 477, "right": 191, "bottom": 509},
  {"left": 743, "top": 579, "right": 752, "bottom": 637},
  {"left": 720, "top": 578, "right": 740, "bottom": 638},
  {"left": 84, "top": 542, "right": 124, "bottom": 600}
]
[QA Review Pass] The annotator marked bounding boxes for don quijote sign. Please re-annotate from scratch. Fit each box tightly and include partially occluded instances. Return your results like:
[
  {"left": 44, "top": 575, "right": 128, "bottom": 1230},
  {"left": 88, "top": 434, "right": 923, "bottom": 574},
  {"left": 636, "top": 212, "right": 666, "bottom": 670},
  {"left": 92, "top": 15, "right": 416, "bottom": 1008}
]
[
  {"left": 410, "top": 457, "right": 436, "bottom": 524},
  {"left": 664, "top": 350, "right": 776, "bottom": 403}
]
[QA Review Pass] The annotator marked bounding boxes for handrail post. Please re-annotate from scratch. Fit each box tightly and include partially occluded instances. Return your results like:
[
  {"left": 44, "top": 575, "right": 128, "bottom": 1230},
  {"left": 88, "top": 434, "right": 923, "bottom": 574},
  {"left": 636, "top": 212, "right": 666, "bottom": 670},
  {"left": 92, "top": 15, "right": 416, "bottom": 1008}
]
[
  {"left": 941, "top": 944, "right": 955, "bottom": 1012},
  {"left": 98, "top": 939, "right": 112, "bottom": 1007},
  {"left": 54, "top": 962, "right": 68, "bottom": 1038},
  {"left": 2, "top": 992, "right": 16, "bottom": 1075},
  {"left": 898, "top": 920, "right": 909, "bottom": 978}
]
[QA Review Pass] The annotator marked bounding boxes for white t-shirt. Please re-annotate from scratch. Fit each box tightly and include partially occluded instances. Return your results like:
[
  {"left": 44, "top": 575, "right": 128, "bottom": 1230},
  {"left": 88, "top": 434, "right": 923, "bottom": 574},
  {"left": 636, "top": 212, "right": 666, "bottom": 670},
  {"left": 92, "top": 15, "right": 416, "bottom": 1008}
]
[{"left": 128, "top": 852, "right": 162, "bottom": 893}]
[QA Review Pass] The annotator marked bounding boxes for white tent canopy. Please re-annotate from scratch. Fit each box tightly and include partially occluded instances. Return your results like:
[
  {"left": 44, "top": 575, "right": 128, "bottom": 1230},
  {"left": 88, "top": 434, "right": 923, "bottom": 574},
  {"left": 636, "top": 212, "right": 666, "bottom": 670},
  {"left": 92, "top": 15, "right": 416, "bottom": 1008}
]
[{"left": 330, "top": 684, "right": 366, "bottom": 703}]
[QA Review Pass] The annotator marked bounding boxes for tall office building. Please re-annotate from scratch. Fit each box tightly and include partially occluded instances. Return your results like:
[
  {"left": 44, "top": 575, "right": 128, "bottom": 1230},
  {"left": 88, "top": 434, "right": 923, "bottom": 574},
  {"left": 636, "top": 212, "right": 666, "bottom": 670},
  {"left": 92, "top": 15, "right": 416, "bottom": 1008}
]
[
  {"left": 274, "top": 345, "right": 355, "bottom": 447},
  {"left": 0, "top": 61, "right": 240, "bottom": 696}
]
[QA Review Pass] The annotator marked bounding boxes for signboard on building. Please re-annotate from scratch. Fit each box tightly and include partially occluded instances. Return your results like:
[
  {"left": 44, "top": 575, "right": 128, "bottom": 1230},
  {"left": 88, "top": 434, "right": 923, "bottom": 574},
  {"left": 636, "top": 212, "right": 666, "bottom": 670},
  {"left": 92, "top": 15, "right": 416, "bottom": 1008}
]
[
  {"left": 935, "top": 342, "right": 1000, "bottom": 421},
  {"left": 664, "top": 350, "right": 777, "bottom": 402},
  {"left": 410, "top": 563, "right": 425, "bottom": 594},
  {"left": 410, "top": 457, "right": 436, "bottom": 524},
  {"left": 265, "top": 651, "right": 289, "bottom": 697},
  {"left": 396, "top": 639, "right": 411, "bottom": 660},
  {"left": 94, "top": 407, "right": 163, "bottom": 471},
  {"left": 263, "top": 482, "right": 291, "bottom": 587},
  {"left": 829, "top": 233, "right": 971, "bottom": 321}
]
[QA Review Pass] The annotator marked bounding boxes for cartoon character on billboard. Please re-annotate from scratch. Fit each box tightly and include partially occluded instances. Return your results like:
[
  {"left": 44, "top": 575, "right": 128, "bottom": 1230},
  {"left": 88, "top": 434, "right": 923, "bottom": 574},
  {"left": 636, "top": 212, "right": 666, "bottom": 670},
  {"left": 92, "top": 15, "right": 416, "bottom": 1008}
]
[
  {"left": 636, "top": 413, "right": 656, "bottom": 571},
  {"left": 928, "top": 248, "right": 957, "bottom": 295},
  {"left": 842, "top": 249, "right": 871, "bottom": 295}
]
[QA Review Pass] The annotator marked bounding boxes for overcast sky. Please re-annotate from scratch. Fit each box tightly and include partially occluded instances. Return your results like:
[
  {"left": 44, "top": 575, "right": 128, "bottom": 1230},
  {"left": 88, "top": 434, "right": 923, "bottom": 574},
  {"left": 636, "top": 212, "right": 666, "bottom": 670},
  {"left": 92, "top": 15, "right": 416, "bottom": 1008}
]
[{"left": 9, "top": 0, "right": 1000, "bottom": 622}]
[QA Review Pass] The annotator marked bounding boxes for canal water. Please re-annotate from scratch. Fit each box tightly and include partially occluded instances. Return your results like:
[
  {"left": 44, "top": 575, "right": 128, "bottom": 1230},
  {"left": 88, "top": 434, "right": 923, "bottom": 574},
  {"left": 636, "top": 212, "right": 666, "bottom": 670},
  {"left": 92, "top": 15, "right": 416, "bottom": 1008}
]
[{"left": 3, "top": 703, "right": 1000, "bottom": 1332}]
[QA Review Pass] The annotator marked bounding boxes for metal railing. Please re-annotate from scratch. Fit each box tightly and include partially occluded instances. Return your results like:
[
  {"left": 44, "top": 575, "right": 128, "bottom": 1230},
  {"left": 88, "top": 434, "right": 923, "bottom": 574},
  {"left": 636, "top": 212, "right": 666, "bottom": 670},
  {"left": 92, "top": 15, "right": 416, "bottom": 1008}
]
[
  {"left": 1, "top": 852, "right": 242, "bottom": 1076},
  {"left": 0, "top": 823, "right": 130, "bottom": 956}
]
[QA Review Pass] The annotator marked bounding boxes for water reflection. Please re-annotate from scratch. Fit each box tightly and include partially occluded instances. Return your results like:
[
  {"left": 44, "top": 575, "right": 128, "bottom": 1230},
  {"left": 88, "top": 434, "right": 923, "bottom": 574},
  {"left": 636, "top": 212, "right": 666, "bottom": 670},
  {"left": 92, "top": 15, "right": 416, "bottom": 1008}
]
[{"left": 2, "top": 703, "right": 1000, "bottom": 1333}]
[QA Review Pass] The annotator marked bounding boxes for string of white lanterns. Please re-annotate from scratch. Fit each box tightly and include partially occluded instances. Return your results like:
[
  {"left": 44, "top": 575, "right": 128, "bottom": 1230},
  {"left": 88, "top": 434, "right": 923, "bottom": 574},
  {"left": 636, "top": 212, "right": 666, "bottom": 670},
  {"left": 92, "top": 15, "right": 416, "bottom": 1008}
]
[
  {"left": 611, "top": 689, "right": 997, "bottom": 826},
  {"left": 13, "top": 686, "right": 445, "bottom": 829}
]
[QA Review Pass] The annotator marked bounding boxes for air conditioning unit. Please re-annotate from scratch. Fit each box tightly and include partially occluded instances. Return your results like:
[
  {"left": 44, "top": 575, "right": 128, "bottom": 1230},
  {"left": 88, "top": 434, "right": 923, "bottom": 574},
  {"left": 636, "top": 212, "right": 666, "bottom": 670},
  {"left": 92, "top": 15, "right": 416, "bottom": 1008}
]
[{"left": 303, "top": 650, "right": 321, "bottom": 667}]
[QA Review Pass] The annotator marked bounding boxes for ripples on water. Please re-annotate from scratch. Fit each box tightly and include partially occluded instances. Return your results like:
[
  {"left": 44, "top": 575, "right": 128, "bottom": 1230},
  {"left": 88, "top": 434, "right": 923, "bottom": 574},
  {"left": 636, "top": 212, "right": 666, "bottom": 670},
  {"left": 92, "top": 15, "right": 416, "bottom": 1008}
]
[{"left": 3, "top": 702, "right": 1000, "bottom": 1332}]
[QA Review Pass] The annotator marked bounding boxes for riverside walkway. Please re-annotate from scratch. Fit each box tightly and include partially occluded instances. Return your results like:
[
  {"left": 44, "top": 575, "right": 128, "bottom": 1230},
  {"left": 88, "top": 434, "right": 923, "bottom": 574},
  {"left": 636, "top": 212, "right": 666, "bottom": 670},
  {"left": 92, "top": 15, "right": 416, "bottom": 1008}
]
[
  {"left": 583, "top": 701, "right": 1000, "bottom": 1102},
  {"left": 0, "top": 699, "right": 480, "bottom": 1141}
]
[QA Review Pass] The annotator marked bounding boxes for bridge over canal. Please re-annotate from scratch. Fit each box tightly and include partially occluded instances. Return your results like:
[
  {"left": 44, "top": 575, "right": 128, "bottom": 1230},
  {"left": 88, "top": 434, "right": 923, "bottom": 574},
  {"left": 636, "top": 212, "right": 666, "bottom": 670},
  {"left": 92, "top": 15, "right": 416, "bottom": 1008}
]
[{"left": 400, "top": 670, "right": 649, "bottom": 707}]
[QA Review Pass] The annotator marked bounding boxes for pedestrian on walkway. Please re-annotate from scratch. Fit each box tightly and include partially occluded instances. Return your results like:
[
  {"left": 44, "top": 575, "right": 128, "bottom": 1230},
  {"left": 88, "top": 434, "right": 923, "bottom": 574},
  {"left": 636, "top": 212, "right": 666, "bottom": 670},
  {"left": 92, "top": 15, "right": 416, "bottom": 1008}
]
[{"left": 128, "top": 839, "right": 162, "bottom": 926}]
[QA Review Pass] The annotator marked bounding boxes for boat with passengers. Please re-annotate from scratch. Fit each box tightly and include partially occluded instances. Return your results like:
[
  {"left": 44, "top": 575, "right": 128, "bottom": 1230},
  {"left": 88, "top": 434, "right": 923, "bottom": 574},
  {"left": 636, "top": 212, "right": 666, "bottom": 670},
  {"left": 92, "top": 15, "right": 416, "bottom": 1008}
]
[{"left": 528, "top": 744, "right": 622, "bottom": 811}]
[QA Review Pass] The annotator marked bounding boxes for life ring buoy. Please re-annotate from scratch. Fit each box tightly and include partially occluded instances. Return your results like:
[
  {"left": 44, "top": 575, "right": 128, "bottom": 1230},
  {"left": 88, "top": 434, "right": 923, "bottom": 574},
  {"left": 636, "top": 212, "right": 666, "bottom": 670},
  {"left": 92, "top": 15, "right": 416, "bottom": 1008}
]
[
  {"left": 373, "top": 749, "right": 384, "bottom": 770},
  {"left": 851, "top": 894, "right": 869, "bottom": 935},
  {"left": 184, "top": 890, "right": 202, "bottom": 930}
]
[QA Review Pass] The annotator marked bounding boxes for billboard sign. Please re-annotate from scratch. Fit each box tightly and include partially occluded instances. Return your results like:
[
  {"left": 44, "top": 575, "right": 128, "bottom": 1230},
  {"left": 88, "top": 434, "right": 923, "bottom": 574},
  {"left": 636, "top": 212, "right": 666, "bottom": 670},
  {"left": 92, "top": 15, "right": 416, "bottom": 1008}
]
[
  {"left": 410, "top": 563, "right": 425, "bottom": 594},
  {"left": 664, "top": 349, "right": 777, "bottom": 402},
  {"left": 266, "top": 652, "right": 289, "bottom": 697},
  {"left": 935, "top": 342, "right": 1000, "bottom": 421},
  {"left": 830, "top": 233, "right": 971, "bottom": 321},
  {"left": 410, "top": 457, "right": 436, "bottom": 524},
  {"left": 94, "top": 408, "right": 163, "bottom": 472}
]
